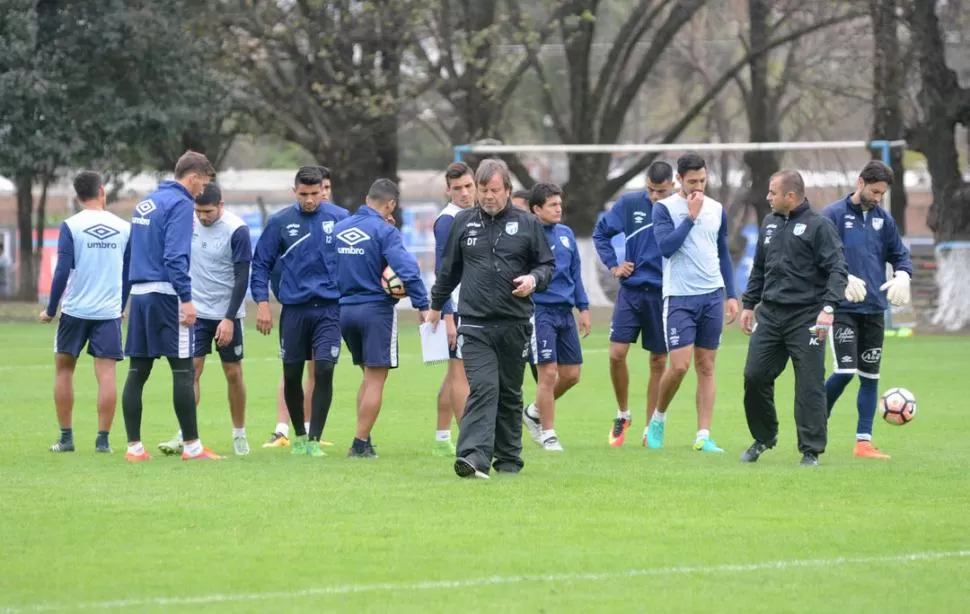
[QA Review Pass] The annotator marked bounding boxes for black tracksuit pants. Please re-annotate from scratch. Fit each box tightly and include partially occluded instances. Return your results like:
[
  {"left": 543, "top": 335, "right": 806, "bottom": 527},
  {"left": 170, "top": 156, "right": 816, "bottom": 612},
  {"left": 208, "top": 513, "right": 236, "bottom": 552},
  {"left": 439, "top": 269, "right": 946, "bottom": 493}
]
[
  {"left": 456, "top": 320, "right": 532, "bottom": 474},
  {"left": 743, "top": 302, "right": 827, "bottom": 454}
]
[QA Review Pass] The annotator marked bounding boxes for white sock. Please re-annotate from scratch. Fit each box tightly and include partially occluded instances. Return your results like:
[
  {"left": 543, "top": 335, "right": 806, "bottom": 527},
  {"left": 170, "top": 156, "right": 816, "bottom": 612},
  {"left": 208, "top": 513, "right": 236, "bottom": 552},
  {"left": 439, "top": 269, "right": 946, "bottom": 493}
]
[
  {"left": 856, "top": 433, "right": 872, "bottom": 442},
  {"left": 652, "top": 410, "right": 667, "bottom": 423},
  {"left": 176, "top": 429, "right": 183, "bottom": 442},
  {"left": 526, "top": 403, "right": 540, "bottom": 420},
  {"left": 127, "top": 441, "right": 145, "bottom": 455},
  {"left": 232, "top": 427, "right": 246, "bottom": 439},
  {"left": 436, "top": 430, "right": 451, "bottom": 442},
  {"left": 618, "top": 409, "right": 631, "bottom": 420},
  {"left": 276, "top": 423, "right": 289, "bottom": 437},
  {"left": 541, "top": 429, "right": 556, "bottom": 441},
  {"left": 304, "top": 421, "right": 310, "bottom": 434},
  {"left": 183, "top": 440, "right": 203, "bottom": 456},
  {"left": 696, "top": 429, "right": 710, "bottom": 442}
]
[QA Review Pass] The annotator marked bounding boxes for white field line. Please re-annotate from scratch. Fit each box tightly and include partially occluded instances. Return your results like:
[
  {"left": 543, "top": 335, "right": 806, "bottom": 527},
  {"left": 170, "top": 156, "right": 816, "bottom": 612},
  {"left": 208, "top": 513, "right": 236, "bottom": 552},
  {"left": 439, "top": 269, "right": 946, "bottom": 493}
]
[{"left": 1, "top": 550, "right": 968, "bottom": 613}]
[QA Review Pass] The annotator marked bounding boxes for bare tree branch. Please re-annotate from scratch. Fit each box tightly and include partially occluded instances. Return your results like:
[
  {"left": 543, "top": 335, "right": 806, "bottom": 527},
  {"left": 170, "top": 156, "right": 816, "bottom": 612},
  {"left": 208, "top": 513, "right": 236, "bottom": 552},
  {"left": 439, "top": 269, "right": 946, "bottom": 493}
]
[{"left": 604, "top": 9, "right": 868, "bottom": 195}]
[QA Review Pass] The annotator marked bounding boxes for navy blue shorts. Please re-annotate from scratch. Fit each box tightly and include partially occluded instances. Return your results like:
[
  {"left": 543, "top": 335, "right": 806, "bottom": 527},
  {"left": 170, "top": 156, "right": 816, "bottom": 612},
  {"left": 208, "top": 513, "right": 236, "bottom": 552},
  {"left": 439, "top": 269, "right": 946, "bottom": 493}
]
[
  {"left": 125, "top": 293, "right": 193, "bottom": 359},
  {"left": 609, "top": 285, "right": 666, "bottom": 354},
  {"left": 530, "top": 305, "right": 582, "bottom": 365},
  {"left": 194, "top": 318, "right": 244, "bottom": 362},
  {"left": 340, "top": 302, "right": 398, "bottom": 368},
  {"left": 446, "top": 314, "right": 462, "bottom": 360},
  {"left": 663, "top": 289, "right": 724, "bottom": 351},
  {"left": 279, "top": 301, "right": 341, "bottom": 364},
  {"left": 55, "top": 314, "right": 123, "bottom": 360}
]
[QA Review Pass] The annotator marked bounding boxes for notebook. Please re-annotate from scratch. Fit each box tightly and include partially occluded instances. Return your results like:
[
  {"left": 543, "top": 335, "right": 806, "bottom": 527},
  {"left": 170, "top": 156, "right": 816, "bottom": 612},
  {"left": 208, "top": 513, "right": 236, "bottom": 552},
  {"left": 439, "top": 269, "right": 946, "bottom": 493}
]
[{"left": 419, "top": 322, "right": 450, "bottom": 365}]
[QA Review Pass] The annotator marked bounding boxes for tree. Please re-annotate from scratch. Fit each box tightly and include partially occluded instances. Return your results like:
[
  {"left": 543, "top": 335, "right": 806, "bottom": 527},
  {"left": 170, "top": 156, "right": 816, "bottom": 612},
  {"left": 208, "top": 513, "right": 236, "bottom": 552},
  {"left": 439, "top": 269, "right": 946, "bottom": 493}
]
[
  {"left": 0, "top": 0, "right": 243, "bottom": 300},
  {"left": 0, "top": 0, "right": 74, "bottom": 301},
  {"left": 869, "top": 0, "right": 908, "bottom": 233},
  {"left": 905, "top": 0, "right": 970, "bottom": 329},
  {"left": 409, "top": 0, "right": 571, "bottom": 179},
  {"left": 729, "top": 1, "right": 870, "bottom": 238},
  {"left": 215, "top": 0, "right": 423, "bottom": 210},
  {"left": 520, "top": 0, "right": 868, "bottom": 234}
]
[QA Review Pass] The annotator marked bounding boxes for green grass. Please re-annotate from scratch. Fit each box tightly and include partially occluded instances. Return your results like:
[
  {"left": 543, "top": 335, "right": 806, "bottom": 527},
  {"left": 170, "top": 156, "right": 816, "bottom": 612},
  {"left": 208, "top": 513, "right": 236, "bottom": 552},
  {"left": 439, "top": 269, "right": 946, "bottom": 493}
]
[{"left": 0, "top": 321, "right": 968, "bottom": 613}]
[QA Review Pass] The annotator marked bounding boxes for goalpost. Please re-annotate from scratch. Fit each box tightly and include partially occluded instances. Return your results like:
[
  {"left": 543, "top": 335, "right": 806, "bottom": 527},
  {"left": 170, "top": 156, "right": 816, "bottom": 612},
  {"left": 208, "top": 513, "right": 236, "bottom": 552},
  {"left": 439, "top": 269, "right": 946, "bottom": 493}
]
[{"left": 451, "top": 139, "right": 919, "bottom": 328}]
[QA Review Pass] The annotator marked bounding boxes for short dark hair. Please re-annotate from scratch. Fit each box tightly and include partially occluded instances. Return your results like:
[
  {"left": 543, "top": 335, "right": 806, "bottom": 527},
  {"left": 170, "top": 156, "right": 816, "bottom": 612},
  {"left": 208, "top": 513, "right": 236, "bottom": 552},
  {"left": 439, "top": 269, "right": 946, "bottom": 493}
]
[
  {"left": 73, "top": 171, "right": 102, "bottom": 202},
  {"left": 195, "top": 182, "right": 222, "bottom": 205},
  {"left": 445, "top": 162, "right": 473, "bottom": 187},
  {"left": 676, "top": 153, "right": 706, "bottom": 177},
  {"left": 771, "top": 170, "right": 805, "bottom": 200},
  {"left": 317, "top": 166, "right": 332, "bottom": 181},
  {"left": 367, "top": 178, "right": 399, "bottom": 203},
  {"left": 529, "top": 183, "right": 562, "bottom": 211},
  {"left": 174, "top": 151, "right": 216, "bottom": 180},
  {"left": 475, "top": 158, "right": 513, "bottom": 191},
  {"left": 512, "top": 189, "right": 532, "bottom": 201},
  {"left": 295, "top": 165, "right": 325, "bottom": 187},
  {"left": 646, "top": 161, "right": 673, "bottom": 184},
  {"left": 859, "top": 160, "right": 893, "bottom": 185}
]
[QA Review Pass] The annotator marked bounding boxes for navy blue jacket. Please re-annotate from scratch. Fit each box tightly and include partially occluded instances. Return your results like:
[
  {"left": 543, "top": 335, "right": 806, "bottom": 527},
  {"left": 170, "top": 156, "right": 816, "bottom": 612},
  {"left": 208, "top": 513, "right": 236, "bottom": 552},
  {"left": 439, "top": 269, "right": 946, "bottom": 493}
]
[
  {"left": 250, "top": 202, "right": 349, "bottom": 305},
  {"left": 128, "top": 181, "right": 193, "bottom": 302},
  {"left": 822, "top": 196, "right": 912, "bottom": 314},
  {"left": 534, "top": 223, "right": 589, "bottom": 310},
  {"left": 592, "top": 191, "right": 663, "bottom": 290},
  {"left": 334, "top": 205, "right": 429, "bottom": 309}
]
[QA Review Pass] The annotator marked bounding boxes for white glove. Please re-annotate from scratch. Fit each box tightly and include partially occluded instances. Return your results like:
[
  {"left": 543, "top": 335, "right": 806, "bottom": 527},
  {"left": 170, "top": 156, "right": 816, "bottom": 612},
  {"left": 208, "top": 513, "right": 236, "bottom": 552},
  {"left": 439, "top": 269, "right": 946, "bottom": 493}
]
[
  {"left": 879, "top": 270, "right": 911, "bottom": 306},
  {"left": 844, "top": 274, "right": 867, "bottom": 303}
]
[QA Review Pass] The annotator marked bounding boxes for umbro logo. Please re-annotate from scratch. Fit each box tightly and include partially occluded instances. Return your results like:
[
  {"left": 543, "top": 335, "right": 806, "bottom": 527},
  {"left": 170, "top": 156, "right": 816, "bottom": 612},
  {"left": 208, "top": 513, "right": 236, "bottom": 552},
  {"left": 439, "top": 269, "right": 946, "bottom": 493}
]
[
  {"left": 336, "top": 227, "right": 370, "bottom": 246},
  {"left": 83, "top": 224, "right": 119, "bottom": 241},
  {"left": 134, "top": 200, "right": 157, "bottom": 216}
]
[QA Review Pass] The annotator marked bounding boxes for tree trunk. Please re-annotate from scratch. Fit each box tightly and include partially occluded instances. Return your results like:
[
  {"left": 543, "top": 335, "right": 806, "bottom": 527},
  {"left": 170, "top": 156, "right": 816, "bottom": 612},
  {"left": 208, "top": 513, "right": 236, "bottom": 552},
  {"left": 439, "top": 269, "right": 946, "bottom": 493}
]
[
  {"left": 35, "top": 174, "right": 50, "bottom": 268},
  {"left": 320, "top": 127, "right": 399, "bottom": 220},
  {"left": 15, "top": 173, "right": 38, "bottom": 302},
  {"left": 562, "top": 153, "right": 613, "bottom": 236},
  {"left": 742, "top": 0, "right": 780, "bottom": 223},
  {"left": 906, "top": 0, "right": 970, "bottom": 330},
  {"left": 869, "top": 0, "right": 908, "bottom": 232}
]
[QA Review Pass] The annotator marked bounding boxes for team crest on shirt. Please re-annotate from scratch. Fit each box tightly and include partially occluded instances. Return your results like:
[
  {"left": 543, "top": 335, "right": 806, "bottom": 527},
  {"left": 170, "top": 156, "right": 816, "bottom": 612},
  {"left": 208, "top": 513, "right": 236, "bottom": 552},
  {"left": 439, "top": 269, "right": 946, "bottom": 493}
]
[
  {"left": 330, "top": 345, "right": 340, "bottom": 358},
  {"left": 793, "top": 223, "right": 806, "bottom": 236},
  {"left": 322, "top": 221, "right": 334, "bottom": 233},
  {"left": 505, "top": 221, "right": 518, "bottom": 235},
  {"left": 872, "top": 218, "right": 884, "bottom": 231},
  {"left": 560, "top": 236, "right": 570, "bottom": 249}
]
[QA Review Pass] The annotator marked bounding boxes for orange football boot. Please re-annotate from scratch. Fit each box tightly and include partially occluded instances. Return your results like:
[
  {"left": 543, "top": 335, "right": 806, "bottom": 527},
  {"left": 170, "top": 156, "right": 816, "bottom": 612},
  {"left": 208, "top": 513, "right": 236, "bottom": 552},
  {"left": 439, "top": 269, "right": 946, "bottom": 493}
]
[
  {"left": 854, "top": 441, "right": 890, "bottom": 460},
  {"left": 182, "top": 447, "right": 225, "bottom": 461},
  {"left": 125, "top": 449, "right": 152, "bottom": 462},
  {"left": 609, "top": 417, "right": 631, "bottom": 447}
]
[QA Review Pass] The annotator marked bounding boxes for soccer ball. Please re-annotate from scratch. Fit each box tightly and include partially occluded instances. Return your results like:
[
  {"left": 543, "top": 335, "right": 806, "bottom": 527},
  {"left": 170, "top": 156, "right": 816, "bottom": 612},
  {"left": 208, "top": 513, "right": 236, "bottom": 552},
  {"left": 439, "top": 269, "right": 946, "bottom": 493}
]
[
  {"left": 880, "top": 387, "right": 917, "bottom": 425},
  {"left": 381, "top": 266, "right": 406, "bottom": 299}
]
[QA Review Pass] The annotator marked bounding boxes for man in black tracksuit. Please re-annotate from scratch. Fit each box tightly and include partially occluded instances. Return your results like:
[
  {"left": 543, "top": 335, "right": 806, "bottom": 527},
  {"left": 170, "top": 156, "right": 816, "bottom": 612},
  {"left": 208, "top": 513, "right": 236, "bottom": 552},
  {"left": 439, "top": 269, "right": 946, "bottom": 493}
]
[
  {"left": 738, "top": 170, "right": 848, "bottom": 467},
  {"left": 429, "top": 159, "right": 555, "bottom": 479}
]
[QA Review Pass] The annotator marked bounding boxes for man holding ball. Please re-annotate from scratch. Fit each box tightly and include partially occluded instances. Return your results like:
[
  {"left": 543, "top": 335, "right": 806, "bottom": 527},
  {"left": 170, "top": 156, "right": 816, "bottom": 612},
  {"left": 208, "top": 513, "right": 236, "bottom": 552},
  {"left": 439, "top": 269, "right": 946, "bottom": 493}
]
[{"left": 334, "top": 179, "right": 429, "bottom": 458}]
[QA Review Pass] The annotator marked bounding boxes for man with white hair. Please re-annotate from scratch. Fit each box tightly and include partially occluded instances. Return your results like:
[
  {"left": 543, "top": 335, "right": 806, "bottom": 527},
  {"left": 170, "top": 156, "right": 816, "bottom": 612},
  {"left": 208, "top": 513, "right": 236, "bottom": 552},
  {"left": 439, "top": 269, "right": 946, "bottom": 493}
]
[{"left": 427, "top": 159, "right": 555, "bottom": 479}]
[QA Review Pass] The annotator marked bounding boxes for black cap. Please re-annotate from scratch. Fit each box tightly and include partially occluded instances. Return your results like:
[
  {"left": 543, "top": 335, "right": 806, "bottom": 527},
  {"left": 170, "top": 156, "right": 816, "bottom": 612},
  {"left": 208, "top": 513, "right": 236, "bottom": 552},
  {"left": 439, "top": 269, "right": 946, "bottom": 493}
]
[{"left": 195, "top": 182, "right": 222, "bottom": 205}]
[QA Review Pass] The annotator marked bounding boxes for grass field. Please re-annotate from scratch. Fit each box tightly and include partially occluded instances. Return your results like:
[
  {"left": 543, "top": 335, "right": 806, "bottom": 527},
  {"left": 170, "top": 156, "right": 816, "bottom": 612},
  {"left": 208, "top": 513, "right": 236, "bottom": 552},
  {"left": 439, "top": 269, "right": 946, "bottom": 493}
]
[{"left": 1, "top": 317, "right": 968, "bottom": 613}]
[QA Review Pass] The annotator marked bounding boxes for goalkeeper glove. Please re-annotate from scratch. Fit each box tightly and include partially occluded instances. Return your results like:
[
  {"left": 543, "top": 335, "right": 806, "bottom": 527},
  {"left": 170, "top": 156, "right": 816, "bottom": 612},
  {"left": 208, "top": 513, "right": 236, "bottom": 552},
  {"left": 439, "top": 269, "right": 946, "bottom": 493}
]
[
  {"left": 879, "top": 270, "right": 911, "bottom": 306},
  {"left": 844, "top": 274, "right": 867, "bottom": 303}
]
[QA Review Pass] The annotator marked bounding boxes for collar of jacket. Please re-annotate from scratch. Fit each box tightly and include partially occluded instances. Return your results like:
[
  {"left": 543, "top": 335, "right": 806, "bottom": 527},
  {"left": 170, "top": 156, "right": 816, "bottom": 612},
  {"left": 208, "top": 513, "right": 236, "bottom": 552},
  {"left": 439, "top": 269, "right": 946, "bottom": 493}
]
[
  {"left": 357, "top": 204, "right": 382, "bottom": 218},
  {"left": 843, "top": 194, "right": 875, "bottom": 215},
  {"left": 775, "top": 200, "right": 811, "bottom": 220},
  {"left": 478, "top": 201, "right": 513, "bottom": 220},
  {"left": 159, "top": 180, "right": 193, "bottom": 200}
]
